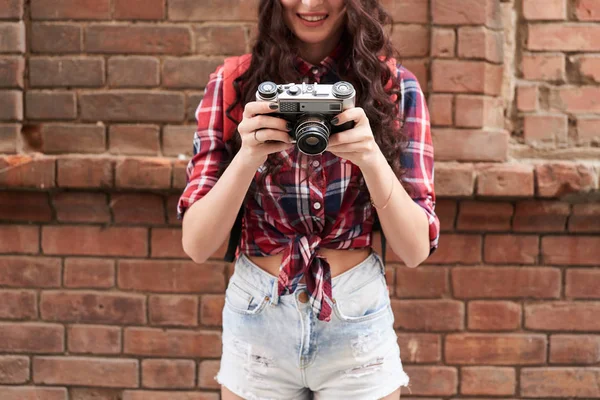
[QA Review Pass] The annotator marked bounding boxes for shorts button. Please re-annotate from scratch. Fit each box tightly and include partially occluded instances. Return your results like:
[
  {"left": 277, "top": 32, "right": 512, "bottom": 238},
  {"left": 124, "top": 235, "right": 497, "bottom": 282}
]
[{"left": 298, "top": 291, "right": 309, "bottom": 303}]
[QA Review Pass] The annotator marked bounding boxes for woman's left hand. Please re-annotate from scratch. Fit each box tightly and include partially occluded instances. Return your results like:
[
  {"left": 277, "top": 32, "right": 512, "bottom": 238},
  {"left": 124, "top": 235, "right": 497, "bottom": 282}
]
[{"left": 326, "top": 107, "right": 382, "bottom": 169}]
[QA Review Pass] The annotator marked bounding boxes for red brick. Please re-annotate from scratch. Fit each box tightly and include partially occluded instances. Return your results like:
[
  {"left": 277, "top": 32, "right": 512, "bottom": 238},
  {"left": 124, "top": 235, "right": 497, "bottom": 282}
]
[
  {"left": 397, "top": 333, "right": 441, "bottom": 363},
  {"left": 550, "top": 335, "right": 600, "bottom": 364},
  {"left": 453, "top": 267, "right": 561, "bottom": 299},
  {"left": 0, "top": 90, "right": 22, "bottom": 120},
  {"left": 522, "top": 53, "right": 565, "bottom": 81},
  {"left": 0, "top": 56, "right": 24, "bottom": 88},
  {"left": 433, "top": 163, "right": 474, "bottom": 197},
  {"left": 432, "top": 0, "right": 501, "bottom": 27},
  {"left": 513, "top": 200, "right": 570, "bottom": 232},
  {"left": 521, "top": 368, "right": 600, "bottom": 398},
  {"left": 401, "top": 59, "right": 428, "bottom": 90},
  {"left": 115, "top": 158, "right": 172, "bottom": 189},
  {"left": 575, "top": 0, "right": 600, "bottom": 20},
  {"left": 198, "top": 360, "right": 220, "bottom": 389},
  {"left": 524, "top": 114, "right": 568, "bottom": 147},
  {"left": 455, "top": 95, "right": 503, "bottom": 128},
  {"left": 0, "top": 155, "right": 54, "bottom": 189},
  {"left": 163, "top": 57, "right": 223, "bottom": 89},
  {"left": 516, "top": 84, "right": 538, "bottom": 111},
  {"left": 52, "top": 192, "right": 110, "bottom": 223},
  {"left": 108, "top": 125, "right": 160, "bottom": 155},
  {"left": 528, "top": 24, "right": 600, "bottom": 51},
  {"left": 118, "top": 260, "right": 225, "bottom": 293},
  {"left": 457, "top": 26, "right": 503, "bottom": 63},
  {"left": 432, "top": 60, "right": 503, "bottom": 95},
  {"left": 26, "top": 91, "right": 76, "bottom": 120},
  {"left": 432, "top": 129, "right": 508, "bottom": 162},
  {"left": 0, "top": 322, "right": 64, "bottom": 352},
  {"left": 431, "top": 28, "right": 455, "bottom": 58},
  {"left": 142, "top": 359, "right": 195, "bottom": 388},
  {"left": 200, "top": 294, "right": 224, "bottom": 327},
  {"left": 57, "top": 157, "right": 113, "bottom": 188},
  {"left": 163, "top": 125, "right": 195, "bottom": 157},
  {"left": 435, "top": 199, "right": 457, "bottom": 231},
  {"left": 31, "top": 23, "right": 82, "bottom": 53},
  {"left": 461, "top": 366, "right": 516, "bottom": 395},
  {"left": 86, "top": 25, "right": 191, "bottom": 55},
  {"left": 566, "top": 269, "right": 600, "bottom": 299},
  {"left": 457, "top": 201, "right": 513, "bottom": 231},
  {"left": 424, "top": 234, "right": 482, "bottom": 264},
  {"left": 391, "top": 299, "right": 464, "bottom": 331},
  {"left": 476, "top": 164, "right": 534, "bottom": 197},
  {"left": 484, "top": 234, "right": 539, "bottom": 264},
  {"left": 186, "top": 92, "right": 204, "bottom": 121},
  {"left": 526, "top": 302, "right": 600, "bottom": 331},
  {"left": 107, "top": 57, "right": 160, "bottom": 88},
  {"left": 0, "top": 355, "right": 29, "bottom": 384},
  {"left": 401, "top": 366, "right": 458, "bottom": 396},
  {"left": 31, "top": 0, "right": 110, "bottom": 19},
  {"left": 576, "top": 116, "right": 600, "bottom": 145},
  {"left": 391, "top": 25, "right": 430, "bottom": 58},
  {"left": 151, "top": 228, "right": 186, "bottom": 258},
  {"left": 542, "top": 236, "right": 599, "bottom": 265},
  {"left": 30, "top": 57, "right": 105, "bottom": 88},
  {"left": 124, "top": 327, "right": 222, "bottom": 358},
  {"left": 149, "top": 295, "right": 198, "bottom": 327},
  {"left": 67, "top": 324, "right": 121, "bottom": 355},
  {"left": 39, "top": 124, "right": 105, "bottom": 154},
  {"left": 42, "top": 226, "right": 147, "bottom": 257},
  {"left": 381, "top": 0, "right": 428, "bottom": 23},
  {"left": 123, "top": 392, "right": 219, "bottom": 400},
  {"left": 168, "top": 0, "right": 258, "bottom": 21},
  {"left": 167, "top": 194, "right": 182, "bottom": 224},
  {"left": 0, "top": 0, "right": 23, "bottom": 19},
  {"left": 0, "top": 387, "right": 66, "bottom": 400},
  {"left": 0, "top": 190, "right": 52, "bottom": 222},
  {"left": 523, "top": 0, "right": 567, "bottom": 20},
  {"left": 428, "top": 94, "right": 453, "bottom": 126},
  {"left": 0, "top": 225, "right": 39, "bottom": 254},
  {"left": 64, "top": 258, "right": 115, "bottom": 289},
  {"left": 551, "top": 86, "right": 600, "bottom": 113},
  {"left": 0, "top": 124, "right": 19, "bottom": 153},
  {"left": 535, "top": 163, "right": 597, "bottom": 197},
  {"left": 0, "top": 22, "right": 25, "bottom": 53},
  {"left": 193, "top": 25, "right": 247, "bottom": 55},
  {"left": 468, "top": 301, "right": 522, "bottom": 331},
  {"left": 0, "top": 256, "right": 61, "bottom": 287},
  {"left": 445, "top": 333, "right": 546, "bottom": 364},
  {"left": 114, "top": 0, "right": 165, "bottom": 20},
  {"left": 111, "top": 193, "right": 165, "bottom": 224},
  {"left": 41, "top": 291, "right": 146, "bottom": 324},
  {"left": 569, "top": 202, "right": 600, "bottom": 232},
  {"left": 0, "top": 290, "right": 37, "bottom": 320},
  {"left": 396, "top": 267, "right": 448, "bottom": 298},
  {"left": 33, "top": 357, "right": 138, "bottom": 388},
  {"left": 81, "top": 91, "right": 185, "bottom": 122},
  {"left": 69, "top": 388, "right": 123, "bottom": 400}
]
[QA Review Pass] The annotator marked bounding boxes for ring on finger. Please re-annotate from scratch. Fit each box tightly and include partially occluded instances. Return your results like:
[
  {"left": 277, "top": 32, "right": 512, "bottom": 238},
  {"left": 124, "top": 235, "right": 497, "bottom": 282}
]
[{"left": 254, "top": 130, "right": 263, "bottom": 144}]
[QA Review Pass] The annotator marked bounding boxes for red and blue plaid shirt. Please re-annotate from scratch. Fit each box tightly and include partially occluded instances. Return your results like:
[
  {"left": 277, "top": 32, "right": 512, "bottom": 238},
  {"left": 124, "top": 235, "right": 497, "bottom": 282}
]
[{"left": 177, "top": 48, "right": 440, "bottom": 322}]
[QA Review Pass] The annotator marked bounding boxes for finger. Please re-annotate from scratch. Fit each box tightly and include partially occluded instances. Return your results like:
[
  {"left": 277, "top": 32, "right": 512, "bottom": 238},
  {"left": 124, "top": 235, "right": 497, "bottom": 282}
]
[
  {"left": 326, "top": 128, "right": 364, "bottom": 147},
  {"left": 244, "top": 115, "right": 289, "bottom": 133},
  {"left": 243, "top": 101, "right": 279, "bottom": 119},
  {"left": 252, "top": 129, "right": 293, "bottom": 144},
  {"left": 263, "top": 141, "right": 296, "bottom": 155},
  {"left": 331, "top": 107, "right": 368, "bottom": 127},
  {"left": 327, "top": 141, "right": 372, "bottom": 153}
]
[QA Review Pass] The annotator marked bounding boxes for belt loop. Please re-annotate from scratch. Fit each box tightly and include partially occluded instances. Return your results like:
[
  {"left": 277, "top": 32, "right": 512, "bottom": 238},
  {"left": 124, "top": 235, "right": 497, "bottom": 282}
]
[
  {"left": 270, "top": 279, "right": 280, "bottom": 305},
  {"left": 374, "top": 251, "right": 385, "bottom": 275}
]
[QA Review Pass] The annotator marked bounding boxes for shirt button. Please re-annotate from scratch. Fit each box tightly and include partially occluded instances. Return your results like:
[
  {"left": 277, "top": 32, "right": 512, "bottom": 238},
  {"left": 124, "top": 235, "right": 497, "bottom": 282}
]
[
  {"left": 311, "top": 67, "right": 319, "bottom": 75},
  {"left": 313, "top": 202, "right": 322, "bottom": 210},
  {"left": 312, "top": 160, "right": 320, "bottom": 168}
]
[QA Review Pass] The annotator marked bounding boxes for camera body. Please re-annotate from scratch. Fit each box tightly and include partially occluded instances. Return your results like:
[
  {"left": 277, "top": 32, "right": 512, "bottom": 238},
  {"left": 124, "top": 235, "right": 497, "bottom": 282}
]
[{"left": 255, "top": 81, "right": 356, "bottom": 155}]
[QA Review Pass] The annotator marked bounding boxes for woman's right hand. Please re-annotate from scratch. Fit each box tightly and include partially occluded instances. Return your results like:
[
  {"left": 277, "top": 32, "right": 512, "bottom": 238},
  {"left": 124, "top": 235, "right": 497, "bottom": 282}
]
[{"left": 236, "top": 101, "right": 294, "bottom": 166}]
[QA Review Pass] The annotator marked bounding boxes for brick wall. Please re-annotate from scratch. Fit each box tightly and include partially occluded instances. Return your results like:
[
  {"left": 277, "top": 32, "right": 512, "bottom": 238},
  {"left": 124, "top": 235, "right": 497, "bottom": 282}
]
[{"left": 0, "top": 0, "right": 599, "bottom": 398}]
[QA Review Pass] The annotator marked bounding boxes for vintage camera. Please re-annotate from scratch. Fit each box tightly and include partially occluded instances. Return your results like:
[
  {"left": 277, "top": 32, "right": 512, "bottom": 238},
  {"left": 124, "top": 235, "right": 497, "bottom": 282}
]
[{"left": 256, "top": 81, "right": 356, "bottom": 155}]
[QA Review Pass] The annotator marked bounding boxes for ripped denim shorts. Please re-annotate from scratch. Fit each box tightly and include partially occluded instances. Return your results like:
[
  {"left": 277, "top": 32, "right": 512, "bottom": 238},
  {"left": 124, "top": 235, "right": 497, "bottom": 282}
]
[{"left": 214, "top": 251, "right": 410, "bottom": 400}]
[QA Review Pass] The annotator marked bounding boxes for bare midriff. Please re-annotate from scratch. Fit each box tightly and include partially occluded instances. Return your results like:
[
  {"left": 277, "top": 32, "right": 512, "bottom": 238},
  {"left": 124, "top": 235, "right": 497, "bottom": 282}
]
[{"left": 246, "top": 247, "right": 372, "bottom": 284}]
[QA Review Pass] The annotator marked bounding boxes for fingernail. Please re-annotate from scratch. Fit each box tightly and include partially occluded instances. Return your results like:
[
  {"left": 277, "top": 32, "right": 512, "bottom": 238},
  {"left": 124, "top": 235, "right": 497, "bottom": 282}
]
[
  {"left": 330, "top": 117, "right": 339, "bottom": 125},
  {"left": 286, "top": 122, "right": 293, "bottom": 130},
  {"left": 269, "top": 103, "right": 279, "bottom": 110}
]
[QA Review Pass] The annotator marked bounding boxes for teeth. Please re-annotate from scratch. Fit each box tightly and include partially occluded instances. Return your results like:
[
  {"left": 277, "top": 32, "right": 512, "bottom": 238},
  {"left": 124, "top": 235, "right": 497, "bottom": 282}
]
[{"left": 299, "top": 15, "right": 327, "bottom": 22}]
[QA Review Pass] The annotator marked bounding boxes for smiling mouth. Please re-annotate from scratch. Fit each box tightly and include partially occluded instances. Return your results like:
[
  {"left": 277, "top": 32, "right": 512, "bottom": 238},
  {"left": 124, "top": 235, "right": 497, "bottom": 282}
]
[{"left": 297, "top": 14, "right": 328, "bottom": 22}]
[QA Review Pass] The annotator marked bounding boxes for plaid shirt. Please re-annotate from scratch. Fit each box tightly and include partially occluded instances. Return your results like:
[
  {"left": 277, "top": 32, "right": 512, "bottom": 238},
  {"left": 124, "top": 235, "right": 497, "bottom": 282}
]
[{"left": 177, "top": 48, "right": 440, "bottom": 322}]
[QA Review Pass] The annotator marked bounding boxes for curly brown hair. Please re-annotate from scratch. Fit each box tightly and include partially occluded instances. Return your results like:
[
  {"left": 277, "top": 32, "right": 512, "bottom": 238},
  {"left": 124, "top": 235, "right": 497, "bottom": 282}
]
[{"left": 225, "top": 0, "right": 410, "bottom": 194}]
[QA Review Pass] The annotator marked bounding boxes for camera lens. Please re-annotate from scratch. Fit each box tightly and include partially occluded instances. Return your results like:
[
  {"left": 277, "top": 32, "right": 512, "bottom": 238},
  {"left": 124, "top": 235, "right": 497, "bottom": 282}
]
[{"left": 295, "top": 114, "right": 330, "bottom": 155}]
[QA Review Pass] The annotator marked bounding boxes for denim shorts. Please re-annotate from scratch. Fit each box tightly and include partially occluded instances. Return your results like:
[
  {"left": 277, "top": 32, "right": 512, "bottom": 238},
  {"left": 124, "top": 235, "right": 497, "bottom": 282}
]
[{"left": 214, "top": 251, "right": 410, "bottom": 400}]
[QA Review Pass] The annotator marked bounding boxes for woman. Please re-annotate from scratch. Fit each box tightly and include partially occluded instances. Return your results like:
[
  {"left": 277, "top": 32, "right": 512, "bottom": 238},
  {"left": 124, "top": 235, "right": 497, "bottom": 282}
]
[{"left": 178, "top": 0, "right": 440, "bottom": 398}]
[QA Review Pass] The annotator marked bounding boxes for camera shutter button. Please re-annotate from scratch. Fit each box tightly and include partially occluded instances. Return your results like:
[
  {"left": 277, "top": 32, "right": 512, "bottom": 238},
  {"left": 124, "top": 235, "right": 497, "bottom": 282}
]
[{"left": 288, "top": 86, "right": 300, "bottom": 95}]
